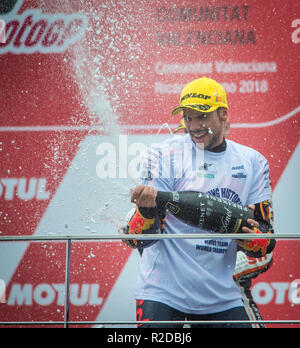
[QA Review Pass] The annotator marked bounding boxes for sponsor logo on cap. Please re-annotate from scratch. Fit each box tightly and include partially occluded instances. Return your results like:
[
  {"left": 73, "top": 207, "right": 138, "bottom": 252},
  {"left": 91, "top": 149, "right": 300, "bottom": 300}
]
[{"left": 180, "top": 92, "right": 211, "bottom": 103}]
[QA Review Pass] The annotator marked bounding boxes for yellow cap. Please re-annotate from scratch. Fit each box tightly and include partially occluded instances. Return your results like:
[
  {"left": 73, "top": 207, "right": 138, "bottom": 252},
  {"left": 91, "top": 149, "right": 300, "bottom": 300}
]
[{"left": 172, "top": 77, "right": 228, "bottom": 115}]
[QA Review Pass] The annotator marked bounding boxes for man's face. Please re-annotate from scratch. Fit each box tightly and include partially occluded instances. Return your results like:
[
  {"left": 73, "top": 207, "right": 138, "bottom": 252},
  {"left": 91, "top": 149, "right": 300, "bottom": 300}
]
[{"left": 182, "top": 108, "right": 228, "bottom": 150}]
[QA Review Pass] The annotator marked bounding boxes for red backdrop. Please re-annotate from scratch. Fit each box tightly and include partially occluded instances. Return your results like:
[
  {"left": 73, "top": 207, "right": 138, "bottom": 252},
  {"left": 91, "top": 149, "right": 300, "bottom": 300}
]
[{"left": 0, "top": 0, "right": 299, "bottom": 327}]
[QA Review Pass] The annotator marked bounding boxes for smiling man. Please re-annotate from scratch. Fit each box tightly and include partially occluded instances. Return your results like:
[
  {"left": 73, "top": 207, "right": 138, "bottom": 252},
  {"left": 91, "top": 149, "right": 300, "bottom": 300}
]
[
  {"left": 123, "top": 77, "right": 275, "bottom": 328},
  {"left": 172, "top": 77, "right": 229, "bottom": 150}
]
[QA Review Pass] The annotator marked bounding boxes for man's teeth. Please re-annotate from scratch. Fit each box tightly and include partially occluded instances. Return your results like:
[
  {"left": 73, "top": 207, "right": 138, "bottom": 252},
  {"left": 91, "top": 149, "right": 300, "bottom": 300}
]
[{"left": 194, "top": 132, "right": 207, "bottom": 138}]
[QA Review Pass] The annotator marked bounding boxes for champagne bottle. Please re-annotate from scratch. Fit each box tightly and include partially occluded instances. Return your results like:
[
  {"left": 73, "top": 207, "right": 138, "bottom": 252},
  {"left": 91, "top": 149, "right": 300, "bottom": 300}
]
[{"left": 156, "top": 191, "right": 253, "bottom": 234}]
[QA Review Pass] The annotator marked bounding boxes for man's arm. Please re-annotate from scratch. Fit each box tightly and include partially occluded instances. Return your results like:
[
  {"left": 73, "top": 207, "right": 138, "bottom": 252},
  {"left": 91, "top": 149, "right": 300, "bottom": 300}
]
[{"left": 119, "top": 200, "right": 166, "bottom": 250}]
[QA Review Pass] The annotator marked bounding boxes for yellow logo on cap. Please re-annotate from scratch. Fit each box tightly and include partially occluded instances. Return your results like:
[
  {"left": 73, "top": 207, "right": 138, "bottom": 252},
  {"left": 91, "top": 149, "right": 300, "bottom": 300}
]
[{"left": 180, "top": 93, "right": 211, "bottom": 103}]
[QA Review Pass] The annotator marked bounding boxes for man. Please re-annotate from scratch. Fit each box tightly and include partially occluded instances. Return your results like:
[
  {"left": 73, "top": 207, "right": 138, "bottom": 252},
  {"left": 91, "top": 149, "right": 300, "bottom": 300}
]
[
  {"left": 172, "top": 117, "right": 274, "bottom": 329},
  {"left": 125, "top": 77, "right": 275, "bottom": 328}
]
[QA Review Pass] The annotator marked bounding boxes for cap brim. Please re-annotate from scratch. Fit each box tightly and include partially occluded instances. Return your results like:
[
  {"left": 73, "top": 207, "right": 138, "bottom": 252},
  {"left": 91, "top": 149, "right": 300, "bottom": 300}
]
[{"left": 172, "top": 104, "right": 218, "bottom": 116}]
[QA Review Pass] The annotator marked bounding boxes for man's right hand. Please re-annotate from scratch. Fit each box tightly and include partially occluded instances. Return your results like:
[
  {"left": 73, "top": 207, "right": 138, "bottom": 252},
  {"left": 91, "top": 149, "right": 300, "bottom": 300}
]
[{"left": 131, "top": 185, "right": 158, "bottom": 208}]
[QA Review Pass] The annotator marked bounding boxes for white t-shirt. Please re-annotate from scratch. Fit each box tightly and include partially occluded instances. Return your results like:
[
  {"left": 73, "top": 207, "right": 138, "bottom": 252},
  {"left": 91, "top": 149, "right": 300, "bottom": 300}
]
[{"left": 135, "top": 134, "right": 271, "bottom": 314}]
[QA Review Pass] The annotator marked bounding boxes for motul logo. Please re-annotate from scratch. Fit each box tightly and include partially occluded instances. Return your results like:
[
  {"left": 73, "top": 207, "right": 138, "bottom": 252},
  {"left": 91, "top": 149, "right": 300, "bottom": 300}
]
[
  {"left": 0, "top": 0, "right": 88, "bottom": 54},
  {"left": 252, "top": 281, "right": 300, "bottom": 305},
  {"left": 7, "top": 283, "right": 103, "bottom": 306},
  {"left": 0, "top": 0, "right": 18, "bottom": 15},
  {"left": 0, "top": 178, "right": 50, "bottom": 200}
]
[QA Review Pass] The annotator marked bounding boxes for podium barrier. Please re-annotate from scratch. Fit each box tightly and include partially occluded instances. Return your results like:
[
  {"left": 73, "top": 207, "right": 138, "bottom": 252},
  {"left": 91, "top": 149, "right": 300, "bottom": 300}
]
[{"left": 0, "top": 233, "right": 299, "bottom": 328}]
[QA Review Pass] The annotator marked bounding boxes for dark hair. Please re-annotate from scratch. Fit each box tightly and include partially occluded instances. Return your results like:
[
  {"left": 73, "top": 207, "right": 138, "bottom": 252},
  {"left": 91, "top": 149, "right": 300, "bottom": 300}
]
[{"left": 0, "top": 0, "right": 18, "bottom": 14}]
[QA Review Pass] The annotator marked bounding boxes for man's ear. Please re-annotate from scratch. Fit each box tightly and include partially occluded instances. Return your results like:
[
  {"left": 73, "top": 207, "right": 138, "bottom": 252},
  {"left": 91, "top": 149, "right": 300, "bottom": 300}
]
[
  {"left": 224, "top": 120, "right": 230, "bottom": 137},
  {"left": 218, "top": 107, "right": 228, "bottom": 121}
]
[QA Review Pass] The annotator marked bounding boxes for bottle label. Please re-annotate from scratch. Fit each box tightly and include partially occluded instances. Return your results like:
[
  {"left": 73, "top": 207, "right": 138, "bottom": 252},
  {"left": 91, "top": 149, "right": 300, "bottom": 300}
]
[
  {"left": 166, "top": 202, "right": 181, "bottom": 215},
  {"left": 172, "top": 192, "right": 180, "bottom": 202},
  {"left": 233, "top": 218, "right": 243, "bottom": 234},
  {"left": 197, "top": 202, "right": 206, "bottom": 229},
  {"left": 219, "top": 206, "right": 233, "bottom": 233}
]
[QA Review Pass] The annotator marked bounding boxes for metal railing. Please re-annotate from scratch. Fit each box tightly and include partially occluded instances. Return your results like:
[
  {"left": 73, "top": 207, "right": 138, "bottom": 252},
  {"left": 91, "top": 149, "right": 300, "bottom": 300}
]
[{"left": 0, "top": 233, "right": 299, "bottom": 328}]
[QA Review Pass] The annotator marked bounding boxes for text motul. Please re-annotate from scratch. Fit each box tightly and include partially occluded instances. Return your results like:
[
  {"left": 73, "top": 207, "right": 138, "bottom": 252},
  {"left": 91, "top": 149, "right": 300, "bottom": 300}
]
[
  {"left": 0, "top": 178, "right": 50, "bottom": 200},
  {"left": 252, "top": 281, "right": 300, "bottom": 305},
  {"left": 7, "top": 283, "right": 103, "bottom": 306}
]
